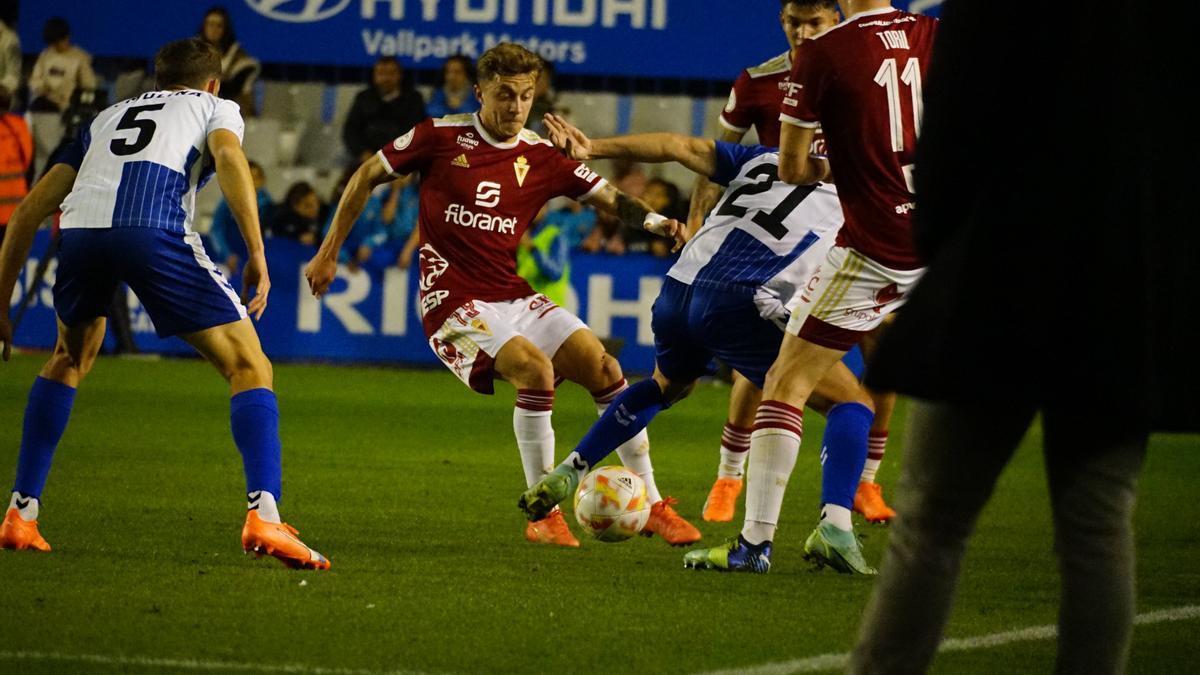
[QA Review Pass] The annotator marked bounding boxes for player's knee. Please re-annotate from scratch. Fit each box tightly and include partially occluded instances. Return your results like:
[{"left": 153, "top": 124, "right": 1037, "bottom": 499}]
[
  {"left": 220, "top": 348, "right": 273, "bottom": 387},
  {"left": 505, "top": 343, "right": 554, "bottom": 390},
  {"left": 45, "top": 344, "right": 96, "bottom": 381}
]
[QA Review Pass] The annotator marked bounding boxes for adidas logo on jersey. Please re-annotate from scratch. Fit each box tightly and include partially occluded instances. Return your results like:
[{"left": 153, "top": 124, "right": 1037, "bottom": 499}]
[{"left": 452, "top": 154, "right": 470, "bottom": 168}]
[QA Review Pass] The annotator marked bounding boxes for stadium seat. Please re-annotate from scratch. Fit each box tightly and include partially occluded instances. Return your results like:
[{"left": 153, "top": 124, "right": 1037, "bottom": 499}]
[
  {"left": 298, "top": 124, "right": 349, "bottom": 172},
  {"left": 629, "top": 95, "right": 693, "bottom": 136},
  {"left": 260, "top": 81, "right": 326, "bottom": 129},
  {"left": 192, "top": 179, "right": 225, "bottom": 235},
  {"left": 243, "top": 118, "right": 283, "bottom": 168},
  {"left": 331, "top": 84, "right": 362, "bottom": 130},
  {"left": 556, "top": 92, "right": 619, "bottom": 138}
]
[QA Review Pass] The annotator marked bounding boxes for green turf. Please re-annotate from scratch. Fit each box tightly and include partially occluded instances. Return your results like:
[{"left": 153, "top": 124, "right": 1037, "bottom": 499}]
[{"left": 0, "top": 353, "right": 1197, "bottom": 674}]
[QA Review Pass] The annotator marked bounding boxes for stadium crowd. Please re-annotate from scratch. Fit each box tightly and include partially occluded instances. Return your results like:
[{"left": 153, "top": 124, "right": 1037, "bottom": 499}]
[{"left": 0, "top": 3, "right": 692, "bottom": 307}]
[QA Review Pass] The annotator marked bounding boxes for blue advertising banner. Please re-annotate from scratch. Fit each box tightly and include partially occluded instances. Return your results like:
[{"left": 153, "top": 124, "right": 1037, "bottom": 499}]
[
  {"left": 10, "top": 231, "right": 674, "bottom": 374},
  {"left": 19, "top": 1, "right": 942, "bottom": 79}
]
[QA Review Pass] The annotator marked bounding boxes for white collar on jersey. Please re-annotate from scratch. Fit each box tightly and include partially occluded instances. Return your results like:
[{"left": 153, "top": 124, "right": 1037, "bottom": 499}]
[
  {"left": 845, "top": 6, "right": 900, "bottom": 21},
  {"left": 472, "top": 113, "right": 522, "bottom": 150}
]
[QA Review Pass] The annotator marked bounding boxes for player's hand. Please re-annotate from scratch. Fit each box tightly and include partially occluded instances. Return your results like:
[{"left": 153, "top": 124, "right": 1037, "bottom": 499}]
[
  {"left": 0, "top": 315, "right": 12, "bottom": 362},
  {"left": 241, "top": 252, "right": 271, "bottom": 320},
  {"left": 304, "top": 254, "right": 338, "bottom": 298},
  {"left": 644, "top": 215, "right": 690, "bottom": 253},
  {"left": 543, "top": 113, "right": 592, "bottom": 161}
]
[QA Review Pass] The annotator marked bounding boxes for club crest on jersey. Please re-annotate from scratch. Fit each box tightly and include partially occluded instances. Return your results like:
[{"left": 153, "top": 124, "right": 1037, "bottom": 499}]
[
  {"left": 393, "top": 127, "right": 415, "bottom": 151},
  {"left": 418, "top": 244, "right": 449, "bottom": 292},
  {"left": 513, "top": 156, "right": 529, "bottom": 187},
  {"left": 452, "top": 153, "right": 470, "bottom": 168}
]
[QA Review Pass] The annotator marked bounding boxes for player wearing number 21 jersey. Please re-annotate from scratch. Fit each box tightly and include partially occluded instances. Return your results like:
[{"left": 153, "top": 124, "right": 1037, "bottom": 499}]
[
  {"left": 678, "top": 4, "right": 938, "bottom": 577},
  {"left": 520, "top": 118, "right": 895, "bottom": 572},
  {"left": 306, "top": 43, "right": 701, "bottom": 548}
]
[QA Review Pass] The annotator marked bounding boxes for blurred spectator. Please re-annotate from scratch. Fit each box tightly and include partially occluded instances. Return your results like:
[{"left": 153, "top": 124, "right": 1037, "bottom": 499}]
[
  {"left": 542, "top": 198, "right": 597, "bottom": 250},
  {"left": 112, "top": 57, "right": 155, "bottom": 102},
  {"left": 626, "top": 177, "right": 684, "bottom": 257},
  {"left": 425, "top": 55, "right": 479, "bottom": 118},
  {"left": 527, "top": 60, "right": 558, "bottom": 135},
  {"left": 517, "top": 207, "right": 571, "bottom": 307},
  {"left": 0, "top": 11, "right": 19, "bottom": 109},
  {"left": 322, "top": 165, "right": 418, "bottom": 269},
  {"left": 270, "top": 181, "right": 322, "bottom": 245},
  {"left": 584, "top": 160, "right": 646, "bottom": 254},
  {"left": 199, "top": 6, "right": 260, "bottom": 115},
  {"left": 343, "top": 56, "right": 426, "bottom": 163},
  {"left": 29, "top": 18, "right": 96, "bottom": 178},
  {"left": 0, "top": 90, "right": 31, "bottom": 245},
  {"left": 208, "top": 160, "right": 271, "bottom": 270}
]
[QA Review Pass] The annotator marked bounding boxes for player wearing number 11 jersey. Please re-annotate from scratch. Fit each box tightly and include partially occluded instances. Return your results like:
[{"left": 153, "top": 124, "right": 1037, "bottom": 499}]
[{"left": 693, "top": 2, "right": 936, "bottom": 576}]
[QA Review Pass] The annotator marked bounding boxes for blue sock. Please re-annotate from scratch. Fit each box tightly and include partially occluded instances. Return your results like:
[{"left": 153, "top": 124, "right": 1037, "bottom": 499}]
[
  {"left": 230, "top": 388, "right": 283, "bottom": 501},
  {"left": 13, "top": 377, "right": 77, "bottom": 498},
  {"left": 819, "top": 402, "right": 874, "bottom": 510},
  {"left": 573, "top": 379, "right": 666, "bottom": 469}
]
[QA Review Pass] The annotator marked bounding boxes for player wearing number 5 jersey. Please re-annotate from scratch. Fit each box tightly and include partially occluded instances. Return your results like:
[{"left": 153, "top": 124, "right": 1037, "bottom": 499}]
[
  {"left": 0, "top": 38, "right": 329, "bottom": 569},
  {"left": 692, "top": 1, "right": 936, "bottom": 575},
  {"left": 306, "top": 44, "right": 701, "bottom": 548}
]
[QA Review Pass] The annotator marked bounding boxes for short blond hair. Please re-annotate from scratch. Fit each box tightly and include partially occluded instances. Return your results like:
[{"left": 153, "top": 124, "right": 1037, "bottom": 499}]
[{"left": 476, "top": 43, "right": 543, "bottom": 83}]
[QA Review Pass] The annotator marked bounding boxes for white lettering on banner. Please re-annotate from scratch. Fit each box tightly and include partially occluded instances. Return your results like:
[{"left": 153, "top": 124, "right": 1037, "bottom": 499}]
[
  {"left": 10, "top": 259, "right": 56, "bottom": 309},
  {"left": 362, "top": 0, "right": 405, "bottom": 19},
  {"left": 351, "top": 0, "right": 667, "bottom": 29},
  {"left": 380, "top": 267, "right": 409, "bottom": 336},
  {"left": 586, "top": 275, "right": 660, "bottom": 346},
  {"left": 297, "top": 265, "right": 374, "bottom": 335}
]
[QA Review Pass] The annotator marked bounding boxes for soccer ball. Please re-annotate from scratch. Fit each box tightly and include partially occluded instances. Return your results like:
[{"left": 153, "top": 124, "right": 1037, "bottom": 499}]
[{"left": 573, "top": 466, "right": 651, "bottom": 542}]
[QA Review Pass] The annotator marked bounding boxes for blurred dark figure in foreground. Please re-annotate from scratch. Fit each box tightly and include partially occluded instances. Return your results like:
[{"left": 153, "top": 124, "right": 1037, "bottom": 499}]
[{"left": 851, "top": 1, "right": 1198, "bottom": 673}]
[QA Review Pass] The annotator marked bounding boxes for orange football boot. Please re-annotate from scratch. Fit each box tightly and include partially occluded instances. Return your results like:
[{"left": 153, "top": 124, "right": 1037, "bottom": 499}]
[
  {"left": 241, "top": 510, "right": 330, "bottom": 570},
  {"left": 702, "top": 477, "right": 744, "bottom": 522},
  {"left": 854, "top": 481, "right": 897, "bottom": 523},
  {"left": 524, "top": 508, "right": 580, "bottom": 547},
  {"left": 642, "top": 497, "right": 702, "bottom": 546},
  {"left": 0, "top": 507, "right": 51, "bottom": 552}
]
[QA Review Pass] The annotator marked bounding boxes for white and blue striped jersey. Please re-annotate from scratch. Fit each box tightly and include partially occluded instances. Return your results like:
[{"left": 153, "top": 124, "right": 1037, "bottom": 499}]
[
  {"left": 59, "top": 89, "right": 244, "bottom": 233},
  {"left": 667, "top": 142, "right": 844, "bottom": 320}
]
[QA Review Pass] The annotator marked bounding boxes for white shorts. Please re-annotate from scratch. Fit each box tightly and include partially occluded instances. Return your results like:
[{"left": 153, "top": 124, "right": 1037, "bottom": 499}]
[
  {"left": 428, "top": 294, "right": 587, "bottom": 394},
  {"left": 786, "top": 246, "right": 925, "bottom": 350}
]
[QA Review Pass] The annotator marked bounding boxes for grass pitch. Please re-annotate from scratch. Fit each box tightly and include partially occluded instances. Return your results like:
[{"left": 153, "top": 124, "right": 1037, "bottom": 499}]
[{"left": 0, "top": 353, "right": 1197, "bottom": 674}]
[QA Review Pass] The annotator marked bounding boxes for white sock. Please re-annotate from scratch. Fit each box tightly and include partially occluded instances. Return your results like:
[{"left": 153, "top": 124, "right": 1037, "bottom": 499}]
[
  {"left": 595, "top": 382, "right": 663, "bottom": 504},
  {"left": 514, "top": 390, "right": 556, "bottom": 487},
  {"left": 248, "top": 490, "right": 281, "bottom": 524},
  {"left": 741, "top": 401, "right": 803, "bottom": 545},
  {"left": 718, "top": 422, "right": 753, "bottom": 479},
  {"left": 860, "top": 429, "right": 888, "bottom": 483},
  {"left": 614, "top": 429, "right": 662, "bottom": 504},
  {"left": 9, "top": 491, "right": 38, "bottom": 521},
  {"left": 821, "top": 504, "right": 854, "bottom": 531}
]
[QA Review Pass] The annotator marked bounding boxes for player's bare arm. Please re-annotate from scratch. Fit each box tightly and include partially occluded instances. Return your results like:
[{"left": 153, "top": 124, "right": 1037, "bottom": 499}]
[
  {"left": 778, "top": 123, "right": 831, "bottom": 185},
  {"left": 544, "top": 113, "right": 718, "bottom": 178},
  {"left": 0, "top": 163, "right": 77, "bottom": 361},
  {"left": 209, "top": 128, "right": 269, "bottom": 320},
  {"left": 305, "top": 156, "right": 396, "bottom": 297},
  {"left": 688, "top": 128, "right": 745, "bottom": 236},
  {"left": 582, "top": 183, "right": 688, "bottom": 253}
]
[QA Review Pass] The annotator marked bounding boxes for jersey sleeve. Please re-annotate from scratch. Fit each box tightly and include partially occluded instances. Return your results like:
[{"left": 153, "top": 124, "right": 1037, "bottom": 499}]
[
  {"left": 377, "top": 118, "right": 435, "bottom": 178},
  {"left": 207, "top": 98, "right": 245, "bottom": 142},
  {"left": 50, "top": 120, "right": 92, "bottom": 171},
  {"left": 780, "top": 42, "right": 825, "bottom": 129},
  {"left": 718, "top": 71, "right": 754, "bottom": 135},
  {"left": 710, "top": 141, "right": 772, "bottom": 186},
  {"left": 548, "top": 151, "right": 608, "bottom": 202}
]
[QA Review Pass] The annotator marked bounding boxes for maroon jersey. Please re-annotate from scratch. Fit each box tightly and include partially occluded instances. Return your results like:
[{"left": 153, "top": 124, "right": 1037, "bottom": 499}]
[
  {"left": 720, "top": 51, "right": 791, "bottom": 147},
  {"left": 378, "top": 114, "right": 607, "bottom": 334},
  {"left": 780, "top": 7, "right": 937, "bottom": 269}
]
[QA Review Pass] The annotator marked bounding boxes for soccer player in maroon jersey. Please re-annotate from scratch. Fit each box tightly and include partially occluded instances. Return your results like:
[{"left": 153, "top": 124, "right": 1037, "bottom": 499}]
[
  {"left": 687, "top": 0, "right": 897, "bottom": 527},
  {"left": 304, "top": 44, "right": 701, "bottom": 548},
  {"left": 688, "top": 0, "right": 840, "bottom": 527},
  {"left": 688, "top": 0, "right": 937, "bottom": 575}
]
